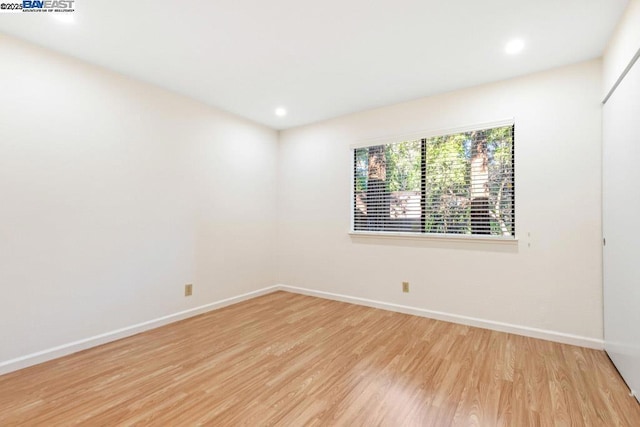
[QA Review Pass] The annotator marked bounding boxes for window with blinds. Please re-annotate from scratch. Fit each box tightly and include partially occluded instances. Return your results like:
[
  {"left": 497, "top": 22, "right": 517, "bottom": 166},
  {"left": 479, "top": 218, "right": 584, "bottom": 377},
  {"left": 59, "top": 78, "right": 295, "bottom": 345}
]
[{"left": 353, "top": 124, "right": 514, "bottom": 237}]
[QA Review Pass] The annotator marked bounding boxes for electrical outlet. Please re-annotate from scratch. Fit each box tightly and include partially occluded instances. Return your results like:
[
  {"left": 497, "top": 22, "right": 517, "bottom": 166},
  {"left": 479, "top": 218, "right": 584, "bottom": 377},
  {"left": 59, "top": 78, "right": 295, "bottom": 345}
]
[
  {"left": 402, "top": 281, "right": 409, "bottom": 293},
  {"left": 184, "top": 284, "right": 193, "bottom": 297}
]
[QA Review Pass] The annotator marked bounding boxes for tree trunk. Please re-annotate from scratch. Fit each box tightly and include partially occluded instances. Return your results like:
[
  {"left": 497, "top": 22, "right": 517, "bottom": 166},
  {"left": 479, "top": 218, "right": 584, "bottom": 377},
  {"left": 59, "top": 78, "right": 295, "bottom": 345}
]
[
  {"left": 470, "top": 132, "right": 490, "bottom": 234},
  {"left": 366, "top": 145, "right": 389, "bottom": 231}
]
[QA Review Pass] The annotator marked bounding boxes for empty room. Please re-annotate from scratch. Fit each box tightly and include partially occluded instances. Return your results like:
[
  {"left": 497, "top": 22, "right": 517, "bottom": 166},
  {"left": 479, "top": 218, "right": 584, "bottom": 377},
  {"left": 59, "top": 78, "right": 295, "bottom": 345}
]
[{"left": 1, "top": 0, "right": 639, "bottom": 425}]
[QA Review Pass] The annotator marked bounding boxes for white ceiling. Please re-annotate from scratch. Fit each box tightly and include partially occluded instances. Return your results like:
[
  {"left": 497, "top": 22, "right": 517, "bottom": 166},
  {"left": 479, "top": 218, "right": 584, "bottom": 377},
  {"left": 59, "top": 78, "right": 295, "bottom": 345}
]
[{"left": 0, "top": 0, "right": 628, "bottom": 129}]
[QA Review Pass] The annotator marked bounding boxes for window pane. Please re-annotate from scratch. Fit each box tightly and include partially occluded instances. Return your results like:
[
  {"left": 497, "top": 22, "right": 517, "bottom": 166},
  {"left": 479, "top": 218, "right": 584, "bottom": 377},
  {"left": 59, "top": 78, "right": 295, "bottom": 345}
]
[
  {"left": 424, "top": 133, "right": 469, "bottom": 234},
  {"left": 424, "top": 126, "right": 514, "bottom": 236},
  {"left": 354, "top": 140, "right": 421, "bottom": 232},
  {"left": 353, "top": 124, "right": 514, "bottom": 237}
]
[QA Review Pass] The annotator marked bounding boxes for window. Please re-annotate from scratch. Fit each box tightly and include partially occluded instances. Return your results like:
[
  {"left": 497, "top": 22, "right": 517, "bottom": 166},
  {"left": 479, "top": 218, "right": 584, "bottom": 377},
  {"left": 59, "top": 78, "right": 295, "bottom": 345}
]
[{"left": 353, "top": 123, "right": 514, "bottom": 238}]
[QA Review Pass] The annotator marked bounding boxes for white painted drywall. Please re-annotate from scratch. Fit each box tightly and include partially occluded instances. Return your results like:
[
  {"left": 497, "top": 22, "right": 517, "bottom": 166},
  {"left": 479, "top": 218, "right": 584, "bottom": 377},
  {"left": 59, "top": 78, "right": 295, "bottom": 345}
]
[
  {"left": 602, "top": 0, "right": 640, "bottom": 400},
  {"left": 0, "top": 35, "right": 278, "bottom": 365},
  {"left": 603, "top": 0, "right": 640, "bottom": 98},
  {"left": 277, "top": 60, "right": 604, "bottom": 341}
]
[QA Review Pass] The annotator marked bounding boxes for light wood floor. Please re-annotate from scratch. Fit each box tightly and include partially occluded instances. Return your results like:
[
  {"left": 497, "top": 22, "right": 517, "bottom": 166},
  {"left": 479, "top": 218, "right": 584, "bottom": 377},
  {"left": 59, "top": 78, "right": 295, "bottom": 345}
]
[{"left": 1, "top": 291, "right": 639, "bottom": 426}]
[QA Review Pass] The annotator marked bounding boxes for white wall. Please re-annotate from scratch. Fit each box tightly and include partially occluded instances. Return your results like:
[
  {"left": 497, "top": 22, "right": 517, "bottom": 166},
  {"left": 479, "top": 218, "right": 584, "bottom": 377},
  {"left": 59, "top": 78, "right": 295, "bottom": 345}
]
[
  {"left": 603, "top": 0, "right": 640, "bottom": 97},
  {"left": 277, "top": 60, "right": 604, "bottom": 344},
  {"left": 0, "top": 36, "right": 278, "bottom": 368}
]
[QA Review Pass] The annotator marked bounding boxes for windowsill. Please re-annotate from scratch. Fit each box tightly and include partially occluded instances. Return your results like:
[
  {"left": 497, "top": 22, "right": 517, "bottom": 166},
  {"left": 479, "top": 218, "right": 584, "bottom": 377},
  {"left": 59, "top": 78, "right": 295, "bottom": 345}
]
[{"left": 348, "top": 231, "right": 518, "bottom": 244}]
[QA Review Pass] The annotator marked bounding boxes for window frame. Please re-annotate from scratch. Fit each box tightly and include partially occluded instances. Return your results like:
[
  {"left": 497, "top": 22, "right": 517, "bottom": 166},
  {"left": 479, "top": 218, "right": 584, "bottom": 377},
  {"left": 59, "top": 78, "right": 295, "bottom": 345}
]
[{"left": 349, "top": 119, "right": 517, "bottom": 242}]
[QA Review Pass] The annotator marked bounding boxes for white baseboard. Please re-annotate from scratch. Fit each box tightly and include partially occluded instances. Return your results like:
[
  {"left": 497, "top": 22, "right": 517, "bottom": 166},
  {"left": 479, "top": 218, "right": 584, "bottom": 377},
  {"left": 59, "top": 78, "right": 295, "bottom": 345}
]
[
  {"left": 0, "top": 286, "right": 280, "bottom": 376},
  {"left": 277, "top": 284, "right": 604, "bottom": 350},
  {"left": 1, "top": 283, "right": 604, "bottom": 376}
]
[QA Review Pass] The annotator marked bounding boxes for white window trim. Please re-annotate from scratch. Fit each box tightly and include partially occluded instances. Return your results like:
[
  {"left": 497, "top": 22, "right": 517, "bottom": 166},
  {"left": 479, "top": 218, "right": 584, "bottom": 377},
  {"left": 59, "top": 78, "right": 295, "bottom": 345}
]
[
  {"left": 349, "top": 230, "right": 518, "bottom": 243},
  {"left": 349, "top": 118, "right": 516, "bottom": 242}
]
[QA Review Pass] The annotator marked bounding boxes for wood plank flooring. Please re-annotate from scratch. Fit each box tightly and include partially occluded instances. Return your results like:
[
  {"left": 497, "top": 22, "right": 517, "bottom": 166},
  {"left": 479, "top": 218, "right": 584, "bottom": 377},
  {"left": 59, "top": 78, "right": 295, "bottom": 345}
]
[{"left": 1, "top": 291, "right": 639, "bottom": 426}]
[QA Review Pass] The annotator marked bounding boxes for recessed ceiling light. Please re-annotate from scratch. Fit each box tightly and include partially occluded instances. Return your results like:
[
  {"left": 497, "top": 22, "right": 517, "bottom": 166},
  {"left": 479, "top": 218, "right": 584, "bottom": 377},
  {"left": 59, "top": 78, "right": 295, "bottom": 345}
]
[
  {"left": 505, "top": 39, "right": 525, "bottom": 55},
  {"left": 52, "top": 14, "right": 75, "bottom": 24},
  {"left": 275, "top": 107, "right": 287, "bottom": 117}
]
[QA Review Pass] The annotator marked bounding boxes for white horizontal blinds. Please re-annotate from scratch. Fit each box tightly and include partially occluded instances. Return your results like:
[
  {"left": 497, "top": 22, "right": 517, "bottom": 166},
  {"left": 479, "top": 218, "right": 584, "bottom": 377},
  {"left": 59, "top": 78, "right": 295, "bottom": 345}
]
[
  {"left": 354, "top": 140, "right": 423, "bottom": 232},
  {"left": 424, "top": 125, "right": 514, "bottom": 236},
  {"left": 353, "top": 124, "right": 514, "bottom": 236}
]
